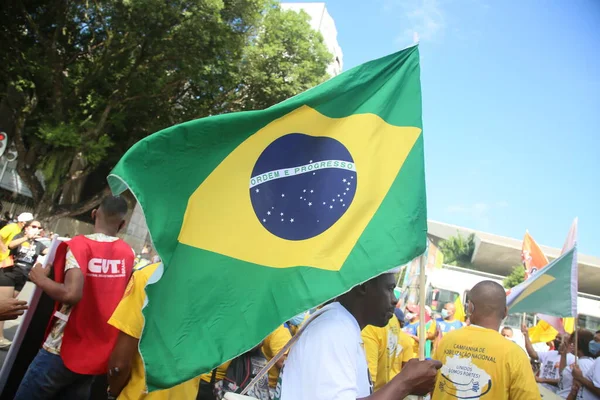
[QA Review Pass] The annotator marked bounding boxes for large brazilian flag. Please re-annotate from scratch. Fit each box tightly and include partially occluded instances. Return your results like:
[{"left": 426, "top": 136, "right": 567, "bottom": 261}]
[{"left": 108, "top": 45, "right": 427, "bottom": 390}]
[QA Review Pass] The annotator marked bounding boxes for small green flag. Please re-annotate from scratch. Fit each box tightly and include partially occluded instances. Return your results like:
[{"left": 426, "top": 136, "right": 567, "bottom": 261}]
[
  {"left": 507, "top": 247, "right": 578, "bottom": 317},
  {"left": 108, "top": 45, "right": 426, "bottom": 390}
]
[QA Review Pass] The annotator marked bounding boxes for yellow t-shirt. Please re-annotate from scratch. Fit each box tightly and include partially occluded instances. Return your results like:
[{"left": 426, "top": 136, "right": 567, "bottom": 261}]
[
  {"left": 261, "top": 324, "right": 292, "bottom": 388},
  {"left": 199, "top": 361, "right": 232, "bottom": 384},
  {"left": 108, "top": 263, "right": 201, "bottom": 400},
  {"left": 362, "top": 317, "right": 415, "bottom": 391},
  {"left": 432, "top": 325, "right": 540, "bottom": 400},
  {"left": 0, "top": 223, "right": 22, "bottom": 261}
]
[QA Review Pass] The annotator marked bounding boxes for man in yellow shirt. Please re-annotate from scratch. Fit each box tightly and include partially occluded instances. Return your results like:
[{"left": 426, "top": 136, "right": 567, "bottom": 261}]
[
  {"left": 262, "top": 324, "right": 292, "bottom": 396},
  {"left": 362, "top": 309, "right": 415, "bottom": 391},
  {"left": 0, "top": 213, "right": 33, "bottom": 264},
  {"left": 107, "top": 263, "right": 201, "bottom": 399},
  {"left": 431, "top": 280, "right": 540, "bottom": 400}
]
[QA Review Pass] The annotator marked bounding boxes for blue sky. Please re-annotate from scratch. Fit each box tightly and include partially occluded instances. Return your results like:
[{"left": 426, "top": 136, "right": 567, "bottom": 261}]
[{"left": 289, "top": 0, "right": 600, "bottom": 256}]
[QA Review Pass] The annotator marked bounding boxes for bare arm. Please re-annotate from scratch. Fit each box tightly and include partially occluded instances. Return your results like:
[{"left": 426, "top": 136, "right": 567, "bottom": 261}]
[
  {"left": 29, "top": 264, "right": 84, "bottom": 306},
  {"left": 521, "top": 324, "right": 538, "bottom": 360},
  {"left": 107, "top": 332, "right": 138, "bottom": 397},
  {"left": 360, "top": 359, "right": 441, "bottom": 400},
  {"left": 9, "top": 235, "right": 29, "bottom": 249}
]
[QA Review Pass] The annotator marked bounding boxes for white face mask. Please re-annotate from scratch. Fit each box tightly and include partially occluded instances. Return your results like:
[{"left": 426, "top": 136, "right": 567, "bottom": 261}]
[{"left": 27, "top": 228, "right": 40, "bottom": 237}]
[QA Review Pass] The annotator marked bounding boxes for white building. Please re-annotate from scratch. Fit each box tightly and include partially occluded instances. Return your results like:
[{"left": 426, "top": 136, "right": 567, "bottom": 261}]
[{"left": 281, "top": 2, "right": 343, "bottom": 77}]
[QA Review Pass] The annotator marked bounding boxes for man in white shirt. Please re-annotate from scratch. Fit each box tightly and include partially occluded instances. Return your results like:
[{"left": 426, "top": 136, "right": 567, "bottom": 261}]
[
  {"left": 275, "top": 272, "right": 441, "bottom": 400},
  {"left": 522, "top": 325, "right": 575, "bottom": 393}
]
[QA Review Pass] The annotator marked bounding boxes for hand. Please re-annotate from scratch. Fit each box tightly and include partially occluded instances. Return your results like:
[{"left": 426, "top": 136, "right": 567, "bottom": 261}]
[
  {"left": 521, "top": 324, "right": 529, "bottom": 336},
  {"left": 558, "top": 338, "right": 570, "bottom": 355},
  {"left": 28, "top": 263, "right": 51, "bottom": 285},
  {"left": 0, "top": 298, "right": 28, "bottom": 321},
  {"left": 535, "top": 376, "right": 545, "bottom": 383},
  {"left": 393, "top": 358, "right": 442, "bottom": 396},
  {"left": 572, "top": 364, "right": 583, "bottom": 381}
]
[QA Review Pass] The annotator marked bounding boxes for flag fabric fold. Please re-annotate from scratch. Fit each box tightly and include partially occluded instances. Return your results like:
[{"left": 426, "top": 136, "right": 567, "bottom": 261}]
[
  {"left": 109, "top": 45, "right": 427, "bottom": 390},
  {"left": 528, "top": 320, "right": 560, "bottom": 344},
  {"left": 507, "top": 246, "right": 578, "bottom": 317},
  {"left": 454, "top": 296, "right": 466, "bottom": 323},
  {"left": 521, "top": 231, "right": 549, "bottom": 280}
]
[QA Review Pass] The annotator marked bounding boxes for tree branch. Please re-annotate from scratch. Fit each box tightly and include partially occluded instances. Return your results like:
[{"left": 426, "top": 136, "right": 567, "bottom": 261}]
[
  {"left": 49, "top": 186, "right": 111, "bottom": 221},
  {"left": 11, "top": 88, "right": 45, "bottom": 203}
]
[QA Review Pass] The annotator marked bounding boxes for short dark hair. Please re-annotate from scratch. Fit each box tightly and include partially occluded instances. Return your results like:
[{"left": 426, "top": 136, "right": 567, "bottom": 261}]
[
  {"left": 99, "top": 196, "right": 128, "bottom": 219},
  {"left": 469, "top": 280, "right": 507, "bottom": 320},
  {"left": 502, "top": 326, "right": 513, "bottom": 332}
]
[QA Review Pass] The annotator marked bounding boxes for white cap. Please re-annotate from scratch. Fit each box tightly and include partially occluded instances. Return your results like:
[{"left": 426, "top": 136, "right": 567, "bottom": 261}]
[{"left": 17, "top": 212, "right": 34, "bottom": 223}]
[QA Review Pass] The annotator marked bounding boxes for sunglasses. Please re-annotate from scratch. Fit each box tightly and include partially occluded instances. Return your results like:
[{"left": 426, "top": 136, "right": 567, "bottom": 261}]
[{"left": 30, "top": 225, "right": 42, "bottom": 229}]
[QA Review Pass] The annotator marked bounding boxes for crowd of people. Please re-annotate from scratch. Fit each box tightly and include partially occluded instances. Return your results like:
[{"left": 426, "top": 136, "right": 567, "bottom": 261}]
[{"left": 0, "top": 196, "right": 596, "bottom": 399}]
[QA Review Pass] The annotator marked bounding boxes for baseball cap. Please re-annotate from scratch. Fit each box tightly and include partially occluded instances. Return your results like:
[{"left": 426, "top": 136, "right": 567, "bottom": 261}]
[{"left": 17, "top": 212, "right": 34, "bottom": 223}]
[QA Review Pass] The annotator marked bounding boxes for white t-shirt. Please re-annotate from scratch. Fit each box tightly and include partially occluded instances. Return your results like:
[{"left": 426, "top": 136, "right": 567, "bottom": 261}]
[
  {"left": 275, "top": 302, "right": 373, "bottom": 400},
  {"left": 582, "top": 357, "right": 600, "bottom": 400},
  {"left": 557, "top": 357, "right": 594, "bottom": 399},
  {"left": 539, "top": 351, "right": 575, "bottom": 393}
]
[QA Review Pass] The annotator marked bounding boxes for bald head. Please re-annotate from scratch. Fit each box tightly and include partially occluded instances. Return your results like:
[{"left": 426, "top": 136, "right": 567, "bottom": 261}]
[{"left": 469, "top": 281, "right": 507, "bottom": 328}]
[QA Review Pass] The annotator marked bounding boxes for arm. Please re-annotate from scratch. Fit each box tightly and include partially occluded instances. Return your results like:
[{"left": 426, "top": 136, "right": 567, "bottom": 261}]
[
  {"left": 107, "top": 332, "right": 138, "bottom": 397},
  {"left": 29, "top": 264, "right": 84, "bottom": 306},
  {"left": 9, "top": 235, "right": 29, "bottom": 249},
  {"left": 572, "top": 364, "right": 600, "bottom": 396},
  {"left": 361, "top": 359, "right": 441, "bottom": 400},
  {"left": 566, "top": 381, "right": 580, "bottom": 400},
  {"left": 536, "top": 376, "right": 559, "bottom": 386},
  {"left": 521, "top": 324, "right": 539, "bottom": 360},
  {"left": 574, "top": 377, "right": 600, "bottom": 396}
]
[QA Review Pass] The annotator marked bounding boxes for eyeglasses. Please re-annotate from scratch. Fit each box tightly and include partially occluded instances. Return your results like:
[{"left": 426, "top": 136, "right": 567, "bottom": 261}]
[{"left": 30, "top": 225, "right": 42, "bottom": 229}]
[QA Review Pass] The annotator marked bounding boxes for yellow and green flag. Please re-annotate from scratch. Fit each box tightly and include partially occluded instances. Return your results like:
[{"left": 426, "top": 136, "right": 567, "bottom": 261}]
[
  {"left": 108, "top": 45, "right": 427, "bottom": 391},
  {"left": 507, "top": 247, "right": 578, "bottom": 316}
]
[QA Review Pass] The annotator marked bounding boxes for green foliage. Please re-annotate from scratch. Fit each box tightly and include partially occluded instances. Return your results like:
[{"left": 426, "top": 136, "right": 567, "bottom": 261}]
[
  {"left": 0, "top": 0, "right": 331, "bottom": 217},
  {"left": 503, "top": 265, "right": 526, "bottom": 289},
  {"left": 439, "top": 233, "right": 476, "bottom": 269}
]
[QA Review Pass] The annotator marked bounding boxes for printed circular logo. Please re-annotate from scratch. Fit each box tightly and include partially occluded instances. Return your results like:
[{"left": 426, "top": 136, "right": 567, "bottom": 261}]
[{"left": 249, "top": 133, "right": 357, "bottom": 241}]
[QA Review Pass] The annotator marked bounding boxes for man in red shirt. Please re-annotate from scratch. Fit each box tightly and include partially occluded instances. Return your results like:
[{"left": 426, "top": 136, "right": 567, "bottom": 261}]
[{"left": 15, "top": 196, "right": 135, "bottom": 400}]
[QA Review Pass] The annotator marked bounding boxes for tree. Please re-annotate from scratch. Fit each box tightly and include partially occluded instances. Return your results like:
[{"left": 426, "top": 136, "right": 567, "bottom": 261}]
[
  {"left": 439, "top": 233, "right": 476, "bottom": 269},
  {"left": 0, "top": 0, "right": 331, "bottom": 221},
  {"left": 503, "top": 265, "right": 525, "bottom": 289}
]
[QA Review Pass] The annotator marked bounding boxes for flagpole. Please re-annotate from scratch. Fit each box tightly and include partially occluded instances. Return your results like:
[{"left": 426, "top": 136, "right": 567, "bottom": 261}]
[
  {"left": 574, "top": 315, "right": 578, "bottom": 362},
  {"left": 418, "top": 254, "right": 427, "bottom": 400}
]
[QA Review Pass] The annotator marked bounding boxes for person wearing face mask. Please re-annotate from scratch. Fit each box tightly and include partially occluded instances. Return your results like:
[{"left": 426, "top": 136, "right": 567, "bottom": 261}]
[
  {"left": 402, "top": 305, "right": 437, "bottom": 357},
  {"left": 572, "top": 330, "right": 600, "bottom": 399},
  {"left": 0, "top": 220, "right": 48, "bottom": 348},
  {"left": 437, "top": 302, "right": 465, "bottom": 337},
  {"left": 432, "top": 280, "right": 540, "bottom": 399},
  {"left": 522, "top": 324, "right": 575, "bottom": 393},
  {"left": 15, "top": 196, "right": 135, "bottom": 400}
]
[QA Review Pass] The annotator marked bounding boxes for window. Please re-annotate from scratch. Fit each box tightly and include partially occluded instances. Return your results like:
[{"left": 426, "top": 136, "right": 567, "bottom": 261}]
[
  {"left": 426, "top": 286, "right": 459, "bottom": 313},
  {"left": 578, "top": 314, "right": 600, "bottom": 332}
]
